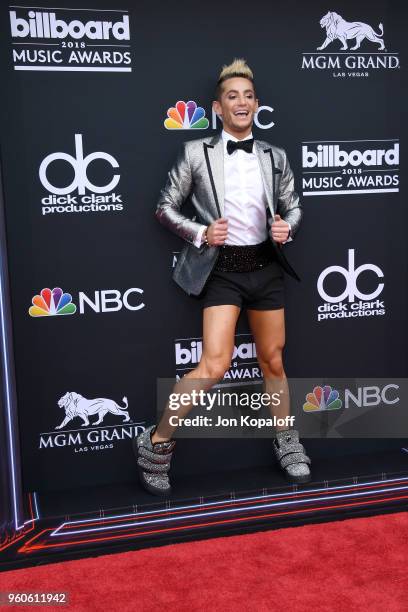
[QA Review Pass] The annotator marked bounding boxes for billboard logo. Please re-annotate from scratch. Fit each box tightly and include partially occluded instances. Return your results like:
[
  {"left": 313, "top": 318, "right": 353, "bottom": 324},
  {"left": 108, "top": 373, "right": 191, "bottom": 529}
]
[
  {"left": 10, "top": 8, "right": 132, "bottom": 72},
  {"left": 10, "top": 11, "right": 130, "bottom": 40},
  {"left": 303, "top": 385, "right": 342, "bottom": 412},
  {"left": 164, "top": 101, "right": 209, "bottom": 130},
  {"left": 316, "top": 250, "right": 385, "bottom": 322},
  {"left": 302, "top": 140, "right": 399, "bottom": 196},
  {"left": 175, "top": 334, "right": 262, "bottom": 384}
]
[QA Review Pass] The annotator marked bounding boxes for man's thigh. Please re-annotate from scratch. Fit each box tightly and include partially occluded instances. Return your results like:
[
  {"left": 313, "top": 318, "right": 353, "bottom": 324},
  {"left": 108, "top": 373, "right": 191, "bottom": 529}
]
[
  {"left": 247, "top": 308, "right": 285, "bottom": 363},
  {"left": 202, "top": 305, "right": 241, "bottom": 360}
]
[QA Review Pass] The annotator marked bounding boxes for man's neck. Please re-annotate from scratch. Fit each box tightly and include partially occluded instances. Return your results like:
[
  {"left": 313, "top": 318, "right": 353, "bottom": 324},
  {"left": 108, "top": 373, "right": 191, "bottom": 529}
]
[{"left": 222, "top": 127, "right": 253, "bottom": 141}]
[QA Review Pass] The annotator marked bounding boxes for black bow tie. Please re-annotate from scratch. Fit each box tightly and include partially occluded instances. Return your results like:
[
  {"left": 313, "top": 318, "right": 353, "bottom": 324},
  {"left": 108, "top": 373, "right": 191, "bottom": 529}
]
[{"left": 227, "top": 138, "right": 254, "bottom": 155}]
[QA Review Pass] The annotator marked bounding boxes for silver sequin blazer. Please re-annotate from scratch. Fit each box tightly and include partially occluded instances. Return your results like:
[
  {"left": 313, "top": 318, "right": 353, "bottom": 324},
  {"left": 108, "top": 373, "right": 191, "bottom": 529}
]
[{"left": 156, "top": 132, "right": 303, "bottom": 295}]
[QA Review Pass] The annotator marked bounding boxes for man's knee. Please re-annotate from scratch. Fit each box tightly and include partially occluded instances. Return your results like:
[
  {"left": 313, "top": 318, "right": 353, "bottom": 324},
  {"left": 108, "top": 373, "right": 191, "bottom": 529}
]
[
  {"left": 259, "top": 350, "right": 284, "bottom": 378},
  {"left": 197, "top": 354, "right": 231, "bottom": 380}
]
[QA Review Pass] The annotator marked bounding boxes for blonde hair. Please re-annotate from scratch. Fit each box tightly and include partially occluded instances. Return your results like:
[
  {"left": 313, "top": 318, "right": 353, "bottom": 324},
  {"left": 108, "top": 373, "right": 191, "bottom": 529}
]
[
  {"left": 216, "top": 58, "right": 255, "bottom": 98},
  {"left": 218, "top": 58, "right": 254, "bottom": 83}
]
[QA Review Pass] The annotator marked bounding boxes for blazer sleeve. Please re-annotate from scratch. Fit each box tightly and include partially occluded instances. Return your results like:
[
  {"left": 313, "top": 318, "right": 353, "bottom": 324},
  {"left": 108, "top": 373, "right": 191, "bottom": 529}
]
[
  {"left": 155, "top": 142, "right": 205, "bottom": 247},
  {"left": 277, "top": 151, "right": 303, "bottom": 238}
]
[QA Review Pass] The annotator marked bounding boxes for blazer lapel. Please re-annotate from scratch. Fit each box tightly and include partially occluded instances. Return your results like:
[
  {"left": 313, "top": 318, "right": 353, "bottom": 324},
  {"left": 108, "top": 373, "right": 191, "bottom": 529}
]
[
  {"left": 254, "top": 140, "right": 277, "bottom": 219},
  {"left": 254, "top": 141, "right": 300, "bottom": 281},
  {"left": 203, "top": 133, "right": 224, "bottom": 217}
]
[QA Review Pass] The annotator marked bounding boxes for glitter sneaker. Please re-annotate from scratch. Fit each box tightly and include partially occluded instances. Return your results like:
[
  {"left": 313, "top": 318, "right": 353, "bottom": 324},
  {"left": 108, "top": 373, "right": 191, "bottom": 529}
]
[
  {"left": 133, "top": 424, "right": 176, "bottom": 496},
  {"left": 273, "top": 429, "right": 312, "bottom": 484}
]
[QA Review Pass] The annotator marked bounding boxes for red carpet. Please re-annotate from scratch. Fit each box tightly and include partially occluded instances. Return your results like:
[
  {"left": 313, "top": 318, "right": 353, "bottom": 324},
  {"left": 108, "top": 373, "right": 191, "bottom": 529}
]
[{"left": 1, "top": 512, "right": 407, "bottom": 611}]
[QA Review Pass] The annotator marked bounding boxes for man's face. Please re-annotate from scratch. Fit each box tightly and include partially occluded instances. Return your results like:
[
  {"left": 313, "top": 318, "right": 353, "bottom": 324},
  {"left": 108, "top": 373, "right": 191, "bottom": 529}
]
[{"left": 213, "top": 77, "right": 258, "bottom": 136}]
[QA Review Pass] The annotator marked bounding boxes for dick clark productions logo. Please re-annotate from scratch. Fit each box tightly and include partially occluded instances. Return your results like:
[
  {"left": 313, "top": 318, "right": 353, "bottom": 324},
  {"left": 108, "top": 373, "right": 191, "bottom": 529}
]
[
  {"left": 38, "top": 134, "right": 124, "bottom": 215},
  {"left": 316, "top": 249, "right": 385, "bottom": 322}
]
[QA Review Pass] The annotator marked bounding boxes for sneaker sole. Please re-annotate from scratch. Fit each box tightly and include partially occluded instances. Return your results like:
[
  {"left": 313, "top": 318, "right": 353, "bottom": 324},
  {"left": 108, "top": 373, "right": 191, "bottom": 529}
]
[
  {"left": 283, "top": 469, "right": 312, "bottom": 484},
  {"left": 137, "top": 466, "right": 172, "bottom": 497}
]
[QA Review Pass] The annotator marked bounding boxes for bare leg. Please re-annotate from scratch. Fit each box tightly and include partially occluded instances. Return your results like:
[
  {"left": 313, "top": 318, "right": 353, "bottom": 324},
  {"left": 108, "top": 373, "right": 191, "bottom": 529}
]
[
  {"left": 152, "top": 305, "right": 241, "bottom": 443},
  {"left": 247, "top": 308, "right": 290, "bottom": 432}
]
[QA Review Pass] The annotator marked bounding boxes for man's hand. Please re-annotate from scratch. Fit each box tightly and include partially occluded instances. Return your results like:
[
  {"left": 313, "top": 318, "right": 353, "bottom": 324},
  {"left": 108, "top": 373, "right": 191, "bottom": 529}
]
[
  {"left": 270, "top": 214, "right": 290, "bottom": 243},
  {"left": 207, "top": 218, "right": 228, "bottom": 246}
]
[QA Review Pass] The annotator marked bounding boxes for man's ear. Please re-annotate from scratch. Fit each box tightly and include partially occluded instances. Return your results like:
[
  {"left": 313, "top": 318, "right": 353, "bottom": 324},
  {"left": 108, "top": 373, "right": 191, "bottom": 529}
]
[{"left": 212, "top": 100, "right": 222, "bottom": 117}]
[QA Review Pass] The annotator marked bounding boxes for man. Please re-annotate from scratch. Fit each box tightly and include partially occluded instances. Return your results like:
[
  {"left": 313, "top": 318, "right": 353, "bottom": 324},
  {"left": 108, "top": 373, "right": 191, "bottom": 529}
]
[{"left": 134, "top": 59, "right": 311, "bottom": 496}]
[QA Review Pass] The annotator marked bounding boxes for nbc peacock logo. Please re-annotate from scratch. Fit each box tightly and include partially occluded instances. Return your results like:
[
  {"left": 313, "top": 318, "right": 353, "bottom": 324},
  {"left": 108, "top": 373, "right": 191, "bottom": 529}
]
[
  {"left": 164, "top": 100, "right": 209, "bottom": 130},
  {"left": 29, "top": 287, "right": 76, "bottom": 317},
  {"left": 303, "top": 385, "right": 342, "bottom": 413}
]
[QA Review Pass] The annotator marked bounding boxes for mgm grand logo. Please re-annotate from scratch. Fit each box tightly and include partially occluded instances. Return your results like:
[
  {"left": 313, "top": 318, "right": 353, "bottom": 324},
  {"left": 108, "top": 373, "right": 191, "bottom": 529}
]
[
  {"left": 302, "top": 11, "right": 399, "bottom": 78},
  {"left": 39, "top": 392, "right": 145, "bottom": 453}
]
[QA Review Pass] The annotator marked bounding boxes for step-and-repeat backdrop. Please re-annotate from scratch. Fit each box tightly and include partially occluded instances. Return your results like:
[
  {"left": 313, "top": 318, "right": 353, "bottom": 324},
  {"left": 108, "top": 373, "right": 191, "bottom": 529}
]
[{"left": 0, "top": 0, "right": 406, "bottom": 493}]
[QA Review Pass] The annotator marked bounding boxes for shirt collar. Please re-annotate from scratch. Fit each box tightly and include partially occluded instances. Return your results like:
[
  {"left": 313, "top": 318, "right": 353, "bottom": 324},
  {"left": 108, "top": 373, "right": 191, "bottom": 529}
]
[
  {"left": 222, "top": 129, "right": 254, "bottom": 155},
  {"left": 222, "top": 129, "right": 253, "bottom": 143}
]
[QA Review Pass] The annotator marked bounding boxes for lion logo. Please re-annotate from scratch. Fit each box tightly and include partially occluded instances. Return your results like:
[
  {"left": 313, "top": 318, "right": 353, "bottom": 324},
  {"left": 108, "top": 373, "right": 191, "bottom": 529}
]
[
  {"left": 317, "top": 11, "right": 385, "bottom": 51},
  {"left": 55, "top": 391, "right": 130, "bottom": 429}
]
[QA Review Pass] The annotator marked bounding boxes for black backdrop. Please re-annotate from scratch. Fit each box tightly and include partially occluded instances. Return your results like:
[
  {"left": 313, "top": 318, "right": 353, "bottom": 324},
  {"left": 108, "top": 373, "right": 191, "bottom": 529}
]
[{"left": 0, "top": 0, "right": 406, "bottom": 495}]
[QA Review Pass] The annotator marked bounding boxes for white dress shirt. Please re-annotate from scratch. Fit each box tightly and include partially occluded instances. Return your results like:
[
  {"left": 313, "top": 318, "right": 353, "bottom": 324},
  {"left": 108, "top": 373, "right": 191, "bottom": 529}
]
[{"left": 193, "top": 129, "right": 291, "bottom": 247}]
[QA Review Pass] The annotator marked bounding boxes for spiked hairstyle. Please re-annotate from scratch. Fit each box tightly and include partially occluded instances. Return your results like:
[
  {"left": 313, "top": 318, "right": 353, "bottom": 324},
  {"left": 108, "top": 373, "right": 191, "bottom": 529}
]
[{"left": 215, "top": 58, "right": 255, "bottom": 100}]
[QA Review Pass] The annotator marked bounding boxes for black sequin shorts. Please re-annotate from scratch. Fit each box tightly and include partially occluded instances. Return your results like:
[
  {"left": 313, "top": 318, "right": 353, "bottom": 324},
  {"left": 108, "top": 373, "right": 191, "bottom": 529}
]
[{"left": 199, "top": 261, "right": 284, "bottom": 311}]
